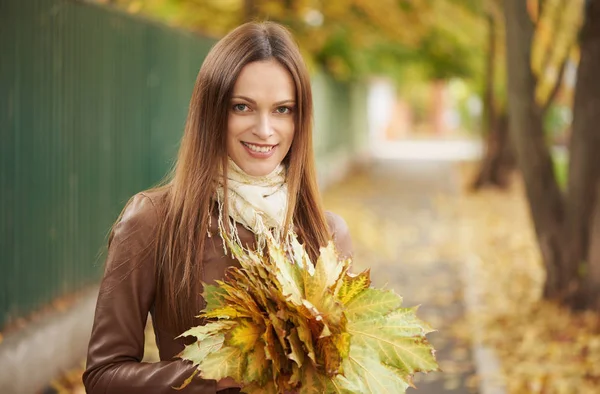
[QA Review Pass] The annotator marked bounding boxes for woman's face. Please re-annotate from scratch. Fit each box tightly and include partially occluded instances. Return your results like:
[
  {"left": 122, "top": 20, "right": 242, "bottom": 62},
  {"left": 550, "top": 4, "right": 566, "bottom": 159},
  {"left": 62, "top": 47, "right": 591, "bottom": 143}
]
[{"left": 227, "top": 59, "right": 296, "bottom": 177}]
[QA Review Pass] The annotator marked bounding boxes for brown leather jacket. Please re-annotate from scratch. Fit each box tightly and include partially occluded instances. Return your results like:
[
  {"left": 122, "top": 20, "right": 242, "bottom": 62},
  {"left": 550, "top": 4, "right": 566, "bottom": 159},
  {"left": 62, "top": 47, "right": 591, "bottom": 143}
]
[{"left": 82, "top": 190, "right": 353, "bottom": 393}]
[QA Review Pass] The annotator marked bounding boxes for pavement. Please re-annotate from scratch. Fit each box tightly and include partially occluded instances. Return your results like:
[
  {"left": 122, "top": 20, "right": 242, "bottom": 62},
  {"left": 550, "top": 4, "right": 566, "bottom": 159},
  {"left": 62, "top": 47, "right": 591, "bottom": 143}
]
[{"left": 324, "top": 158, "right": 478, "bottom": 393}]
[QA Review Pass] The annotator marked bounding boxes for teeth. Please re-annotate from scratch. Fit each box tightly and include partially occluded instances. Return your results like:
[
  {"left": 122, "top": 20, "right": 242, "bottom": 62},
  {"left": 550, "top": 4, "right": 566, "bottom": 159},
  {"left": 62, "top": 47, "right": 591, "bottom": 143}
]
[{"left": 244, "top": 143, "right": 274, "bottom": 153}]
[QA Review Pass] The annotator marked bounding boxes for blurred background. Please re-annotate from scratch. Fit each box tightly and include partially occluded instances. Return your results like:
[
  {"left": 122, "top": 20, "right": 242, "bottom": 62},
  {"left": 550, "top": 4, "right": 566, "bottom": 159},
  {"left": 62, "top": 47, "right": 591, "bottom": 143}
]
[{"left": 1, "top": 0, "right": 599, "bottom": 393}]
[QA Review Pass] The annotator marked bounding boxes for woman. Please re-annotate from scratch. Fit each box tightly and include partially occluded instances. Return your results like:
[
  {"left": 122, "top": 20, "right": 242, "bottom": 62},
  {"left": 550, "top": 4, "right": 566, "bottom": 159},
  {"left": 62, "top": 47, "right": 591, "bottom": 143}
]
[{"left": 83, "top": 21, "right": 352, "bottom": 393}]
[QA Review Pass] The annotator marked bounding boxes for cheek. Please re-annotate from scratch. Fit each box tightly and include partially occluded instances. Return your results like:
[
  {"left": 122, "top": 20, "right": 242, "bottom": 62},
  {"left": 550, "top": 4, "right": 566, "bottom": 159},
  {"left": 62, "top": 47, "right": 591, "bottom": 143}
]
[
  {"left": 281, "top": 119, "right": 295, "bottom": 144},
  {"left": 227, "top": 114, "right": 255, "bottom": 139}
]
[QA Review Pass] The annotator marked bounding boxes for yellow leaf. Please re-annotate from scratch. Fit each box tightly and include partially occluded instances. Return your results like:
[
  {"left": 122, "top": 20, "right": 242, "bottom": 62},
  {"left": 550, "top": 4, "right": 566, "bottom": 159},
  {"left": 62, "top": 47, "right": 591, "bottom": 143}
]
[
  {"left": 228, "top": 320, "right": 262, "bottom": 353},
  {"left": 246, "top": 341, "right": 270, "bottom": 386},
  {"left": 172, "top": 368, "right": 199, "bottom": 391},
  {"left": 199, "top": 346, "right": 245, "bottom": 382},
  {"left": 287, "top": 328, "right": 305, "bottom": 368},
  {"left": 315, "top": 241, "right": 346, "bottom": 289},
  {"left": 269, "top": 241, "right": 305, "bottom": 305},
  {"left": 177, "top": 321, "right": 235, "bottom": 341},
  {"left": 241, "top": 381, "right": 278, "bottom": 394},
  {"left": 333, "top": 332, "right": 351, "bottom": 360},
  {"left": 203, "top": 306, "right": 251, "bottom": 320},
  {"left": 262, "top": 321, "right": 285, "bottom": 374},
  {"left": 177, "top": 334, "right": 225, "bottom": 367},
  {"left": 292, "top": 315, "right": 316, "bottom": 364},
  {"left": 337, "top": 270, "right": 371, "bottom": 305}
]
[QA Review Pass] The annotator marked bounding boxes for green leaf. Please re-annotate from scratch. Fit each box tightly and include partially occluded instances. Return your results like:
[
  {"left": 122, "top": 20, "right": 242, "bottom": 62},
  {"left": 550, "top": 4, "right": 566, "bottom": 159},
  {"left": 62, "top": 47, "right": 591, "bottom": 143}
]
[
  {"left": 348, "top": 313, "right": 438, "bottom": 379},
  {"left": 344, "top": 287, "right": 402, "bottom": 320},
  {"left": 245, "top": 341, "right": 270, "bottom": 386},
  {"left": 336, "top": 345, "right": 411, "bottom": 393},
  {"left": 203, "top": 283, "right": 228, "bottom": 310},
  {"left": 352, "top": 307, "right": 436, "bottom": 337}
]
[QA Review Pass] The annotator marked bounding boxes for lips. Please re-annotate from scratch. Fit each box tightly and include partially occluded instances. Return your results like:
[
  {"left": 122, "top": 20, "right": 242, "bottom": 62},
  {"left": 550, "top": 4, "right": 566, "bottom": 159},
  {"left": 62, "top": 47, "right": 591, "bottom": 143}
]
[
  {"left": 242, "top": 142, "right": 276, "bottom": 153},
  {"left": 241, "top": 141, "right": 278, "bottom": 158}
]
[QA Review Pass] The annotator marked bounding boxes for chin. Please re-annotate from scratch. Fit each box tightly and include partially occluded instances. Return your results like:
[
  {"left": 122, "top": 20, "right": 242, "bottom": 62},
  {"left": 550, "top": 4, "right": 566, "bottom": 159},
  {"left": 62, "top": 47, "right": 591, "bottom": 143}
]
[{"left": 244, "top": 164, "right": 277, "bottom": 177}]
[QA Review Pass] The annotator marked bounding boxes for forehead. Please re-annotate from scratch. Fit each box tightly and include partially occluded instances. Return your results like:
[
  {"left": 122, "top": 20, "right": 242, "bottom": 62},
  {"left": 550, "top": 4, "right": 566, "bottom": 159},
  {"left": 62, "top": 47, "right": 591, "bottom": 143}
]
[{"left": 232, "top": 59, "right": 295, "bottom": 100}]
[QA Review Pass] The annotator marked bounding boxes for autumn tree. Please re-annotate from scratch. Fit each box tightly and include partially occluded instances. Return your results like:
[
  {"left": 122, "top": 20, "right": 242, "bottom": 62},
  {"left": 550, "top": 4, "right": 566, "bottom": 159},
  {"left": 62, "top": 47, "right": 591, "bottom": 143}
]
[
  {"left": 472, "top": 0, "right": 577, "bottom": 189},
  {"left": 503, "top": 0, "right": 600, "bottom": 309},
  {"left": 109, "top": 0, "right": 483, "bottom": 84}
]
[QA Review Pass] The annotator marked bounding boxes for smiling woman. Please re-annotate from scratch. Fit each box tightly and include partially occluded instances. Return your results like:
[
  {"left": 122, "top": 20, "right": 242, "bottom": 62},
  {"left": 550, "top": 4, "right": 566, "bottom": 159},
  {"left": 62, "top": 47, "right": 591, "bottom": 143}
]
[
  {"left": 227, "top": 60, "right": 296, "bottom": 177},
  {"left": 82, "top": 21, "right": 353, "bottom": 394}
]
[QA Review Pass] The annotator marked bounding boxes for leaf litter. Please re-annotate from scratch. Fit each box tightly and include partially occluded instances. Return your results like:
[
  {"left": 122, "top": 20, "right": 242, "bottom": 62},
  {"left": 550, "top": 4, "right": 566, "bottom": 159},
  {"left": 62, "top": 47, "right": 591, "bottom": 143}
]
[{"left": 448, "top": 164, "right": 600, "bottom": 394}]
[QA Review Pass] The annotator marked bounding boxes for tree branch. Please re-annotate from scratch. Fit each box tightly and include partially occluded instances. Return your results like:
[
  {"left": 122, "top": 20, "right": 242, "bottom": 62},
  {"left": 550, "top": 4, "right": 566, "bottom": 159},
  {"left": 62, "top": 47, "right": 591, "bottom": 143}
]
[{"left": 541, "top": 48, "right": 570, "bottom": 116}]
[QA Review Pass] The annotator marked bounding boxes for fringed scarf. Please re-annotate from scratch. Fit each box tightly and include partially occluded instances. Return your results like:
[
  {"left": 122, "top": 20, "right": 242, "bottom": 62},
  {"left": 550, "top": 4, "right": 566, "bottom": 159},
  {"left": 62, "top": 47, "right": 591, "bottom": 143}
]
[{"left": 214, "top": 158, "right": 289, "bottom": 250}]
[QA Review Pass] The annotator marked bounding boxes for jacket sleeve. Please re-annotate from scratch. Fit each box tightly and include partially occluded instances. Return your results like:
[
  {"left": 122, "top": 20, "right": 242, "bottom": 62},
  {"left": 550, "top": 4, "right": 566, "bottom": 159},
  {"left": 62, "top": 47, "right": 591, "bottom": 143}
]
[
  {"left": 326, "top": 211, "right": 354, "bottom": 259},
  {"left": 82, "top": 193, "right": 219, "bottom": 394}
]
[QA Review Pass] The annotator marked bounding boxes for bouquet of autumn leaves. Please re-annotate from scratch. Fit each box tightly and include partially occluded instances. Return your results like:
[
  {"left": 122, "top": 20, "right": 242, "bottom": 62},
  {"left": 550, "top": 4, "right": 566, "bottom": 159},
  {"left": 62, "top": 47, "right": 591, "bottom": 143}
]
[{"left": 175, "top": 232, "right": 438, "bottom": 393}]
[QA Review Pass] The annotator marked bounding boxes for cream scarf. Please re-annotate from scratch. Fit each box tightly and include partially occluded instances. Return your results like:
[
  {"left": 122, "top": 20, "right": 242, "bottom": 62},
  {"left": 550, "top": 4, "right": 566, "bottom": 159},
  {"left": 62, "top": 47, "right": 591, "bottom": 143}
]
[{"left": 215, "top": 158, "right": 288, "bottom": 246}]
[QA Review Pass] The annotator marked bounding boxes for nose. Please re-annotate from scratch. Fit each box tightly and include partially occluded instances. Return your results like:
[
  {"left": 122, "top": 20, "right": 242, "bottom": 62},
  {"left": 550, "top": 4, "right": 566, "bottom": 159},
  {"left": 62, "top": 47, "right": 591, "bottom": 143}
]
[{"left": 253, "top": 113, "right": 273, "bottom": 140}]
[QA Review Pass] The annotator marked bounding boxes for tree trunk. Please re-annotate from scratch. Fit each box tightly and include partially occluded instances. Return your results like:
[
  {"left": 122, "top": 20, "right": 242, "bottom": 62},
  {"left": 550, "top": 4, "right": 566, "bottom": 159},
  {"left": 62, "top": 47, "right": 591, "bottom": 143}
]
[
  {"left": 566, "top": 0, "right": 600, "bottom": 310},
  {"left": 472, "top": 113, "right": 515, "bottom": 189},
  {"left": 472, "top": 12, "right": 515, "bottom": 190},
  {"left": 582, "top": 182, "right": 600, "bottom": 310},
  {"left": 503, "top": 0, "right": 568, "bottom": 299}
]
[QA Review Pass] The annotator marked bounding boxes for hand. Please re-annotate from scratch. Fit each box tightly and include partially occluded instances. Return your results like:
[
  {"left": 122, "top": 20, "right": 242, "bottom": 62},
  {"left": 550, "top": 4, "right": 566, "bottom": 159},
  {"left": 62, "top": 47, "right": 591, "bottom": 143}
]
[{"left": 216, "top": 377, "right": 243, "bottom": 390}]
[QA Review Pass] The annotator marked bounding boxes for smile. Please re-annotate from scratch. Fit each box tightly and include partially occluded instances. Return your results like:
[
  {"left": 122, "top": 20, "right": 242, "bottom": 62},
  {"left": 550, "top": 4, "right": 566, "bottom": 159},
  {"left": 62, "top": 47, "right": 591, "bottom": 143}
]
[{"left": 242, "top": 142, "right": 276, "bottom": 153}]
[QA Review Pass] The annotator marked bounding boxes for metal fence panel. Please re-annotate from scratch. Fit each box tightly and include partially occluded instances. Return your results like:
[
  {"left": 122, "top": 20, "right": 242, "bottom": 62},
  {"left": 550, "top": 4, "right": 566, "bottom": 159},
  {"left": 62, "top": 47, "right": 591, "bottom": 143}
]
[
  {"left": 0, "top": 0, "right": 213, "bottom": 329},
  {"left": 0, "top": 0, "right": 364, "bottom": 330}
]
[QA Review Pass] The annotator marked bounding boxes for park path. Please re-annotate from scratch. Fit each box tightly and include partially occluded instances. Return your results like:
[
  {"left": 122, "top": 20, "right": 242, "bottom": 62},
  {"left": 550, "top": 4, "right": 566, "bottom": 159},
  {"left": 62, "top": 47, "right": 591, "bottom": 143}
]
[{"left": 323, "top": 158, "right": 478, "bottom": 393}]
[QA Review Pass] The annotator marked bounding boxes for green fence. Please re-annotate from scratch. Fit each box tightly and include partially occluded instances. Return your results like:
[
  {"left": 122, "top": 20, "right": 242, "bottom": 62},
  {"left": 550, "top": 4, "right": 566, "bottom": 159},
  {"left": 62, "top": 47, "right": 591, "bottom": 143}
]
[{"left": 0, "top": 0, "right": 367, "bottom": 329}]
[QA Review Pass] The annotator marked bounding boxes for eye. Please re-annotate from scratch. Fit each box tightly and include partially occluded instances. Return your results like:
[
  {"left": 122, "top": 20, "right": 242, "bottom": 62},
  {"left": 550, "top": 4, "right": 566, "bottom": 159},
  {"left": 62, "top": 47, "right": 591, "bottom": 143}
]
[
  {"left": 233, "top": 103, "right": 249, "bottom": 112},
  {"left": 275, "top": 106, "right": 293, "bottom": 115}
]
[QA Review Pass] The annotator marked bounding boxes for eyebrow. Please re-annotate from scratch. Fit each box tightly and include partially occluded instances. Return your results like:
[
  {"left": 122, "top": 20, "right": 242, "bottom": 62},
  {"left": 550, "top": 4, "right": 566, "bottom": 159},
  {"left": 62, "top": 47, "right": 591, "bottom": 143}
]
[{"left": 231, "top": 95, "right": 295, "bottom": 106}]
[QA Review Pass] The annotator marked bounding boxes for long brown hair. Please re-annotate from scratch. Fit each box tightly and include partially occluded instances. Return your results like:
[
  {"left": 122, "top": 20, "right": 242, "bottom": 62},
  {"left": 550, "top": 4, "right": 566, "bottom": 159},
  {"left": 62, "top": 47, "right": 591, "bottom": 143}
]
[{"left": 149, "top": 21, "right": 330, "bottom": 333}]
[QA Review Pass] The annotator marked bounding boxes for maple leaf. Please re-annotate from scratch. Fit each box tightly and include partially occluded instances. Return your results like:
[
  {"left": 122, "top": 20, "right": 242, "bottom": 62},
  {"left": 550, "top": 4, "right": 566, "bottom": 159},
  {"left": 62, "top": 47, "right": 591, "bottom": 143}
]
[
  {"left": 176, "top": 231, "right": 437, "bottom": 393},
  {"left": 198, "top": 345, "right": 246, "bottom": 382},
  {"left": 228, "top": 319, "right": 262, "bottom": 353},
  {"left": 245, "top": 341, "right": 270, "bottom": 386},
  {"left": 336, "top": 269, "right": 371, "bottom": 305}
]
